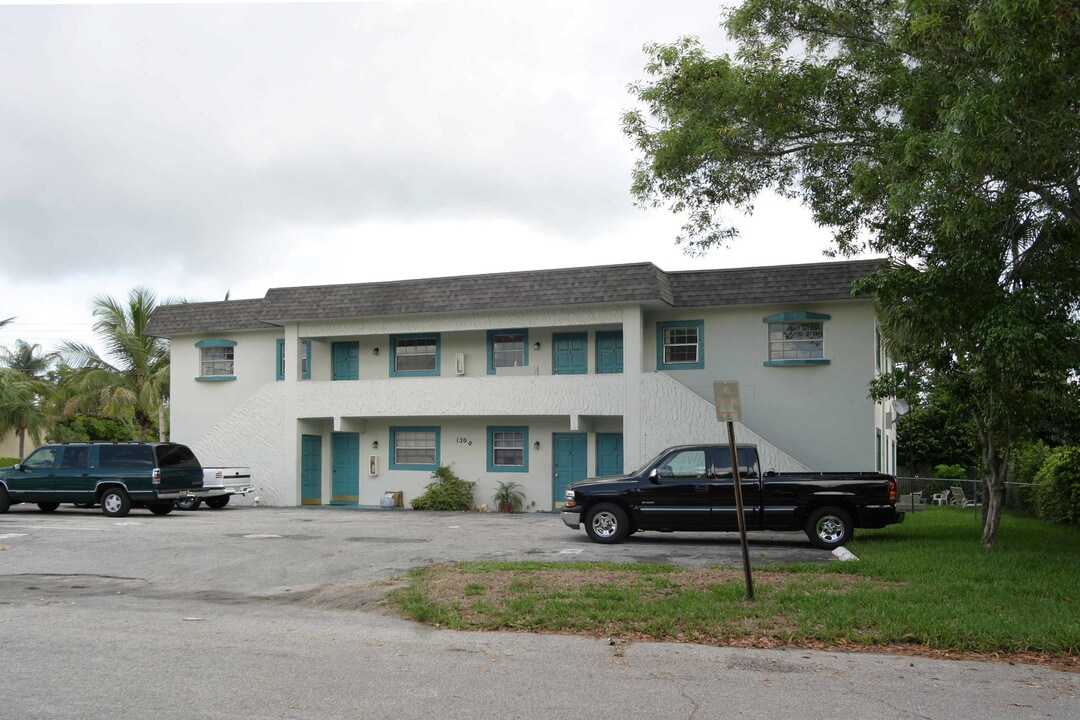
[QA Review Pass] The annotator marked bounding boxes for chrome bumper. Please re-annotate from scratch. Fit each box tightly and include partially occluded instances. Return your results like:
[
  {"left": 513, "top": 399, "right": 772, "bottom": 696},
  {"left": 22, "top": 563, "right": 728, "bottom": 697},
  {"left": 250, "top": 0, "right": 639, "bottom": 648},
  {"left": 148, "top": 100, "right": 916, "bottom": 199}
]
[{"left": 561, "top": 509, "right": 581, "bottom": 529}]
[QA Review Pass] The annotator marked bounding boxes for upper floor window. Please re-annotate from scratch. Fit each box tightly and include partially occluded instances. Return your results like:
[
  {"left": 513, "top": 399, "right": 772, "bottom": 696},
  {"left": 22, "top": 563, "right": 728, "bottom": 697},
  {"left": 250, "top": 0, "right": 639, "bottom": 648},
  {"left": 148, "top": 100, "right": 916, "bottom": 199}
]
[
  {"left": 391, "top": 334, "right": 440, "bottom": 377},
  {"left": 656, "top": 320, "right": 704, "bottom": 370},
  {"left": 195, "top": 339, "right": 236, "bottom": 381},
  {"left": 487, "top": 329, "right": 528, "bottom": 374},
  {"left": 762, "top": 312, "right": 831, "bottom": 366},
  {"left": 276, "top": 339, "right": 312, "bottom": 381}
]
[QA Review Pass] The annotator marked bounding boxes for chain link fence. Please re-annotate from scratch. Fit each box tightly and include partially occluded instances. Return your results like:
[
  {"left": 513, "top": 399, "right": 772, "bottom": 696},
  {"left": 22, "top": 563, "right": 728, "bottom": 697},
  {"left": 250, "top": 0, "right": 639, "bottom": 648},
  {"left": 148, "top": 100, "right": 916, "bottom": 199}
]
[{"left": 893, "top": 476, "right": 1041, "bottom": 514}]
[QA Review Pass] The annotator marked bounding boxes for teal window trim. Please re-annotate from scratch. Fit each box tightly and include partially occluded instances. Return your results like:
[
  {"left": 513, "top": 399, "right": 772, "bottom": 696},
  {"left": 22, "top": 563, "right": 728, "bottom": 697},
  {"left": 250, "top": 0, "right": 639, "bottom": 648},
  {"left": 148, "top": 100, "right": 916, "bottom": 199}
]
[
  {"left": 761, "top": 311, "right": 831, "bottom": 323},
  {"left": 876, "top": 428, "right": 883, "bottom": 472},
  {"left": 487, "top": 329, "right": 529, "bottom": 375},
  {"left": 389, "top": 426, "right": 441, "bottom": 470},
  {"left": 656, "top": 320, "right": 704, "bottom": 370},
  {"left": 763, "top": 359, "right": 831, "bottom": 367},
  {"left": 390, "top": 333, "right": 441, "bottom": 377},
  {"left": 198, "top": 342, "right": 235, "bottom": 380},
  {"left": 595, "top": 330, "right": 624, "bottom": 374},
  {"left": 764, "top": 310, "right": 829, "bottom": 364},
  {"left": 276, "top": 339, "right": 312, "bottom": 380},
  {"left": 487, "top": 426, "right": 529, "bottom": 473}
]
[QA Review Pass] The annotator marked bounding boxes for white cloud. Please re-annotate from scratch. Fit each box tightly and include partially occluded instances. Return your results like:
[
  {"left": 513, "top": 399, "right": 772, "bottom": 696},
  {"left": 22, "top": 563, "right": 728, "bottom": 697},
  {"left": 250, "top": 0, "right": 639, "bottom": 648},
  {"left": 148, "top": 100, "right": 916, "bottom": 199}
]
[{"left": 0, "top": 1, "right": 857, "bottom": 356}]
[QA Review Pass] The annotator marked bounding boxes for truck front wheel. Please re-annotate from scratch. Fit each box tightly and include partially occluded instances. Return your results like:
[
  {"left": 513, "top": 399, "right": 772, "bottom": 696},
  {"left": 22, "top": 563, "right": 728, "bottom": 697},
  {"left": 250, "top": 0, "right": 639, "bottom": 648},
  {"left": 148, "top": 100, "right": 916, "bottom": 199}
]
[
  {"left": 805, "top": 507, "right": 853, "bottom": 550},
  {"left": 585, "top": 503, "right": 629, "bottom": 544}
]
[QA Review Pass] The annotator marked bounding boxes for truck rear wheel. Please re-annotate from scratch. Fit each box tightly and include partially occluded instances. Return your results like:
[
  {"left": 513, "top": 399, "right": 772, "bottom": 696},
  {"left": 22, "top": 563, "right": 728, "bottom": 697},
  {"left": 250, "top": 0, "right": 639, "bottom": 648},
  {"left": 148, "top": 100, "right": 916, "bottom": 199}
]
[
  {"left": 584, "top": 503, "right": 629, "bottom": 544},
  {"left": 0, "top": 487, "right": 11, "bottom": 513},
  {"left": 805, "top": 507, "right": 853, "bottom": 550},
  {"left": 37, "top": 502, "right": 60, "bottom": 512},
  {"left": 148, "top": 502, "right": 174, "bottom": 516},
  {"left": 100, "top": 488, "right": 132, "bottom": 518},
  {"left": 205, "top": 495, "right": 230, "bottom": 509}
]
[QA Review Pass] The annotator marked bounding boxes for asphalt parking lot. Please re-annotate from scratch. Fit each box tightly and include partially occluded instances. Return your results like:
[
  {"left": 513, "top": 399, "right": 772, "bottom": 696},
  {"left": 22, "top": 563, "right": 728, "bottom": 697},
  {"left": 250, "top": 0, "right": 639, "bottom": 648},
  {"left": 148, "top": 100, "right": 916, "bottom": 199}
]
[{"left": 1, "top": 506, "right": 1076, "bottom": 719}]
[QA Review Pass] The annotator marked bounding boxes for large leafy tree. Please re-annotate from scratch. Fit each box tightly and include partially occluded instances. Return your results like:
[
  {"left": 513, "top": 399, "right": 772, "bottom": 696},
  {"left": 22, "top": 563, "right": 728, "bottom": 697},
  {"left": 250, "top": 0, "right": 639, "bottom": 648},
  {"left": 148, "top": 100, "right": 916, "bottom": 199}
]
[
  {"left": 623, "top": 0, "right": 1080, "bottom": 548},
  {"left": 58, "top": 288, "right": 171, "bottom": 442}
]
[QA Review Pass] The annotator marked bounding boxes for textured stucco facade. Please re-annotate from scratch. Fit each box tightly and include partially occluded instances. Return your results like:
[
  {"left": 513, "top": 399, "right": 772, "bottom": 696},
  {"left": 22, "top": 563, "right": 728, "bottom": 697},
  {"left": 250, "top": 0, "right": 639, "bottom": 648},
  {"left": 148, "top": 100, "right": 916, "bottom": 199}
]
[{"left": 153, "top": 260, "right": 897, "bottom": 510}]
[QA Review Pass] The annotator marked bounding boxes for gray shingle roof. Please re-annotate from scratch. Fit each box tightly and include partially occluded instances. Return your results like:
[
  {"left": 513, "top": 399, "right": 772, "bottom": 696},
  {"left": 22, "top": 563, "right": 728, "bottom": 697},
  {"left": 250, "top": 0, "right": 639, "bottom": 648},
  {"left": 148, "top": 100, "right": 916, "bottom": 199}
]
[
  {"left": 145, "top": 298, "right": 274, "bottom": 336},
  {"left": 146, "top": 259, "right": 883, "bottom": 337}
]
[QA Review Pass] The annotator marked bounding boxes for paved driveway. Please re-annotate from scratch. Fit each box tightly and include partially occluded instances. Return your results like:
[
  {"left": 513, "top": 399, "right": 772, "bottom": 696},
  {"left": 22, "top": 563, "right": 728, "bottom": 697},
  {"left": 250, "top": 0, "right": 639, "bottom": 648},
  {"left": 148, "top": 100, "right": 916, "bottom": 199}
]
[{"left": 1, "top": 506, "right": 1075, "bottom": 719}]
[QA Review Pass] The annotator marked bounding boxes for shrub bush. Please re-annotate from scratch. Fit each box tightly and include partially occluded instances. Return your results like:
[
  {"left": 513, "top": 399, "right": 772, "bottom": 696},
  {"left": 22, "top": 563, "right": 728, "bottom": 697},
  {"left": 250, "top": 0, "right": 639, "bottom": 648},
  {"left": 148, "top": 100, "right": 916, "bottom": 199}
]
[
  {"left": 933, "top": 463, "right": 967, "bottom": 480},
  {"left": 1033, "top": 447, "right": 1080, "bottom": 527},
  {"left": 0, "top": 456, "right": 20, "bottom": 467},
  {"left": 1008, "top": 441, "right": 1052, "bottom": 513},
  {"left": 410, "top": 465, "right": 476, "bottom": 511}
]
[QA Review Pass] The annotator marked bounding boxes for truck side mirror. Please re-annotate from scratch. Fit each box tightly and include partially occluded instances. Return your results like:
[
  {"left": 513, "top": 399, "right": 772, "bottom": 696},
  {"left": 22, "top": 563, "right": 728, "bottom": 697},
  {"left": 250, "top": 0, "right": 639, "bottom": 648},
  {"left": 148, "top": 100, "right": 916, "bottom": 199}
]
[{"left": 648, "top": 468, "right": 662, "bottom": 484}]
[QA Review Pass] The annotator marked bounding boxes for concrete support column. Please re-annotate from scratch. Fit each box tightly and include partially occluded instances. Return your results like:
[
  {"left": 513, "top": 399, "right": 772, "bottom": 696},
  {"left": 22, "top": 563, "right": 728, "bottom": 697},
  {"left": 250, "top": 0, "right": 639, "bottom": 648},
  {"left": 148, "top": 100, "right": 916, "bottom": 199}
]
[
  {"left": 621, "top": 304, "right": 645, "bottom": 470},
  {"left": 283, "top": 322, "right": 300, "bottom": 505}
]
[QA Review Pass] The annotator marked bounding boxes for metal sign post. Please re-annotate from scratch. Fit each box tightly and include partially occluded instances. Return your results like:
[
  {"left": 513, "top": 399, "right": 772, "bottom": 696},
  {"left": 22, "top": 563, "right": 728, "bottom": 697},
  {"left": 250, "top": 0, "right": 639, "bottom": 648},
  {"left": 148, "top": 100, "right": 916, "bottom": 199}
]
[{"left": 714, "top": 382, "right": 754, "bottom": 601}]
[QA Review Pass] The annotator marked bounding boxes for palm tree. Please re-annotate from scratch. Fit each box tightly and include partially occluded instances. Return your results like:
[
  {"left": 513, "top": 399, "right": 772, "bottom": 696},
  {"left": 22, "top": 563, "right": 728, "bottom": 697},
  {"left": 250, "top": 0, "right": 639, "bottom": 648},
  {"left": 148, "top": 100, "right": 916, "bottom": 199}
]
[
  {"left": 0, "top": 368, "right": 51, "bottom": 456},
  {"left": 0, "top": 330, "right": 58, "bottom": 457},
  {"left": 57, "top": 288, "right": 170, "bottom": 442},
  {"left": 0, "top": 339, "right": 58, "bottom": 380}
]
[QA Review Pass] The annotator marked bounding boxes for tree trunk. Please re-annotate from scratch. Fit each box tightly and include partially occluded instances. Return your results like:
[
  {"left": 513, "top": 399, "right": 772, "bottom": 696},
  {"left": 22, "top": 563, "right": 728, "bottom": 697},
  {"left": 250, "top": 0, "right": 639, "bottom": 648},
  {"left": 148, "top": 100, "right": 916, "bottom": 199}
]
[
  {"left": 981, "top": 473, "right": 1005, "bottom": 549},
  {"left": 17, "top": 427, "right": 25, "bottom": 457}
]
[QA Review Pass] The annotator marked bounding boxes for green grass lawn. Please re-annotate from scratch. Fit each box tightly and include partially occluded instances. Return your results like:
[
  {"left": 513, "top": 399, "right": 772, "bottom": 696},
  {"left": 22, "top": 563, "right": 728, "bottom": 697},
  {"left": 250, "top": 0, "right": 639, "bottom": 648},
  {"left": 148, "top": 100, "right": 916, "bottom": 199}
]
[{"left": 389, "top": 508, "right": 1080, "bottom": 660}]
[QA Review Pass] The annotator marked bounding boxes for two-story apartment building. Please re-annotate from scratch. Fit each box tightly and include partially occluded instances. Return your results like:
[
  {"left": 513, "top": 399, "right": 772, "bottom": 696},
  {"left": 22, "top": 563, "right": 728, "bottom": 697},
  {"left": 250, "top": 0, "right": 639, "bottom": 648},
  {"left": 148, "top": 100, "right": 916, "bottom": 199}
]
[{"left": 146, "top": 259, "right": 896, "bottom": 510}]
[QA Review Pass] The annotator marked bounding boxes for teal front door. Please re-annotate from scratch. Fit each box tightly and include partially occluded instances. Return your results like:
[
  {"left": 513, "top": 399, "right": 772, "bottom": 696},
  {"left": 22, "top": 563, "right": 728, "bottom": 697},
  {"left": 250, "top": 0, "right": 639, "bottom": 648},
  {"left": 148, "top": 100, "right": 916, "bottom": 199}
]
[
  {"left": 596, "top": 433, "right": 624, "bottom": 477},
  {"left": 331, "top": 432, "right": 359, "bottom": 505},
  {"left": 332, "top": 342, "right": 359, "bottom": 380},
  {"left": 553, "top": 333, "right": 588, "bottom": 375},
  {"left": 552, "top": 433, "right": 588, "bottom": 508},
  {"left": 301, "top": 435, "right": 322, "bottom": 505}
]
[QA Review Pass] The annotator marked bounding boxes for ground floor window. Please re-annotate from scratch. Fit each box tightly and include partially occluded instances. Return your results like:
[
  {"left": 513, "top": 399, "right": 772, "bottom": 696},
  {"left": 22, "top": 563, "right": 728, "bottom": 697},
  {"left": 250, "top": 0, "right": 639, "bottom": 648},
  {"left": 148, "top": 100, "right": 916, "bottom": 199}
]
[
  {"left": 488, "top": 426, "right": 529, "bottom": 472},
  {"left": 390, "top": 427, "right": 440, "bottom": 470}
]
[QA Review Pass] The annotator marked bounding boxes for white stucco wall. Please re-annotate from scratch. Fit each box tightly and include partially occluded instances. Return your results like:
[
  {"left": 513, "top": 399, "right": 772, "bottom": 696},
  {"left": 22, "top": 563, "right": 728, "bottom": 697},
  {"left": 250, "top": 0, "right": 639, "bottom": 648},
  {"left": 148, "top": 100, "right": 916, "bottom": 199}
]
[{"left": 166, "top": 297, "right": 882, "bottom": 508}]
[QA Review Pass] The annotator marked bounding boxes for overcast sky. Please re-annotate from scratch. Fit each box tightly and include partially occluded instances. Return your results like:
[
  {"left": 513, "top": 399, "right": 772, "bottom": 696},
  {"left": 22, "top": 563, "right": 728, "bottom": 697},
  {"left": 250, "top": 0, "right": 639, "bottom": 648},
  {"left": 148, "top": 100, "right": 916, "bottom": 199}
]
[{"left": 1, "top": 1, "right": 848, "bottom": 354}]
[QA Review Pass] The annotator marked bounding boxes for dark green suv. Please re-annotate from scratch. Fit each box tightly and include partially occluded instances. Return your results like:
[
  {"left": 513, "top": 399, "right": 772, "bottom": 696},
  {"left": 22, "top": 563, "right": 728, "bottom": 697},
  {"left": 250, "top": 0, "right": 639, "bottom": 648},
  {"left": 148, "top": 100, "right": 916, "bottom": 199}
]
[{"left": 0, "top": 442, "right": 203, "bottom": 517}]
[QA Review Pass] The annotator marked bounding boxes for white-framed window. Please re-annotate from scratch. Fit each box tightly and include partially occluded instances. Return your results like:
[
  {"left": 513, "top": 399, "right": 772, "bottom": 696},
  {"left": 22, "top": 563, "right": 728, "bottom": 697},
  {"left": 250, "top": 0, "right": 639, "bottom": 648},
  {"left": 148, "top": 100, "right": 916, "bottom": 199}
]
[
  {"left": 656, "top": 320, "right": 704, "bottom": 370},
  {"left": 762, "top": 312, "right": 831, "bottom": 366}
]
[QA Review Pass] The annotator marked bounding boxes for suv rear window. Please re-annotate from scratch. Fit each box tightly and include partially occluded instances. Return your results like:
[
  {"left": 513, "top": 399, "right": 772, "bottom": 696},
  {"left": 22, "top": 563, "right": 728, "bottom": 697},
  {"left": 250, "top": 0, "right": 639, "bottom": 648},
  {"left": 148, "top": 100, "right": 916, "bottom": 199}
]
[
  {"left": 98, "top": 445, "right": 155, "bottom": 468},
  {"left": 155, "top": 444, "right": 200, "bottom": 469}
]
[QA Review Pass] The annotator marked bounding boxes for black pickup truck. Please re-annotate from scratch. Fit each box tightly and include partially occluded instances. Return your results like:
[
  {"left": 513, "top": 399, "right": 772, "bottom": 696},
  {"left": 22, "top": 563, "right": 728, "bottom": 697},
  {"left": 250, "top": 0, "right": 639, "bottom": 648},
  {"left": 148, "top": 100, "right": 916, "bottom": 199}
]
[{"left": 561, "top": 444, "right": 903, "bottom": 549}]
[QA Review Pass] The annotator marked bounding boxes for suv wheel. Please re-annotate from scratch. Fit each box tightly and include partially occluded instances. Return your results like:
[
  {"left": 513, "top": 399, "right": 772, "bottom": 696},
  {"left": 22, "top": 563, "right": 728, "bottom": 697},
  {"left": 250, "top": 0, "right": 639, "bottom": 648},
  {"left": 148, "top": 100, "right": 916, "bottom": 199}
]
[
  {"left": 148, "top": 502, "right": 174, "bottom": 516},
  {"left": 584, "top": 503, "right": 630, "bottom": 544},
  {"left": 100, "top": 488, "right": 132, "bottom": 518},
  {"left": 37, "top": 502, "right": 60, "bottom": 513},
  {"left": 0, "top": 487, "right": 10, "bottom": 514}
]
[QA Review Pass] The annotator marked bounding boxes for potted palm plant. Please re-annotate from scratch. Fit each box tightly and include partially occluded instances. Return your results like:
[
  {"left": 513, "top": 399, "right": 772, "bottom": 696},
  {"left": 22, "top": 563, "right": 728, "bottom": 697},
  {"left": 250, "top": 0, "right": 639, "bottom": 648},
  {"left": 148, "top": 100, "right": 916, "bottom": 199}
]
[{"left": 492, "top": 480, "right": 526, "bottom": 513}]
